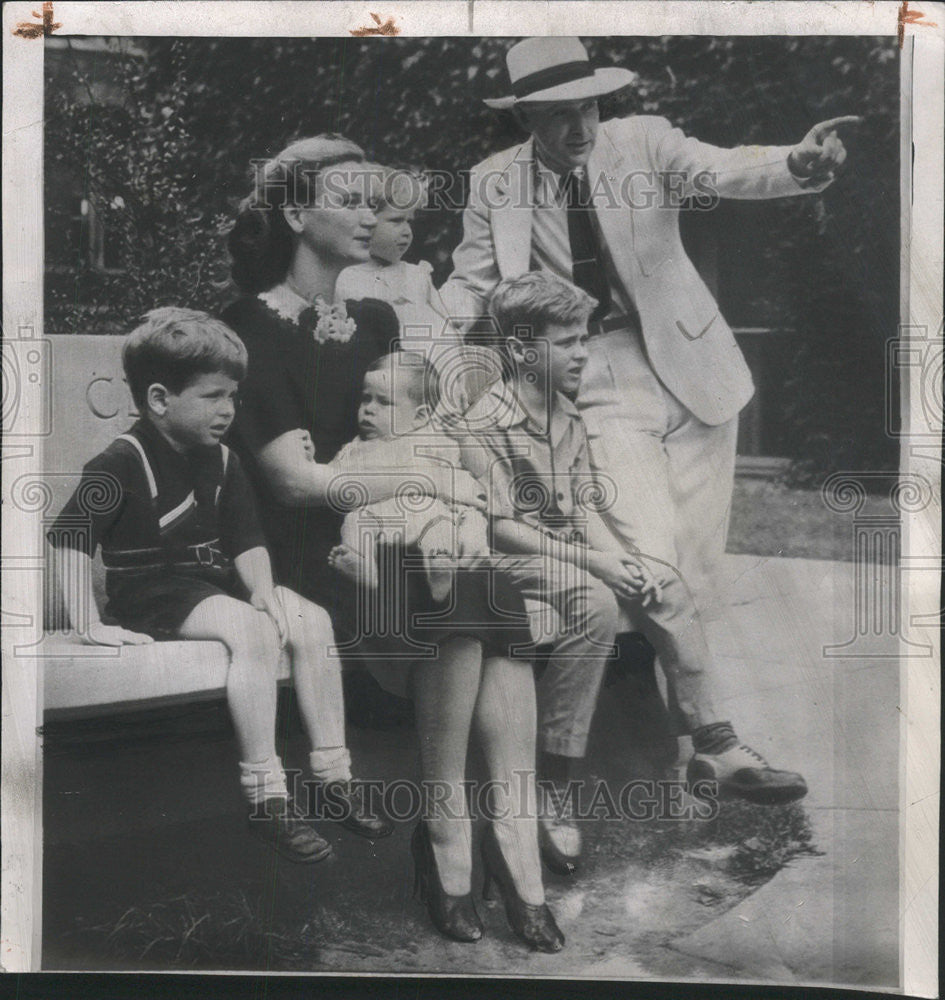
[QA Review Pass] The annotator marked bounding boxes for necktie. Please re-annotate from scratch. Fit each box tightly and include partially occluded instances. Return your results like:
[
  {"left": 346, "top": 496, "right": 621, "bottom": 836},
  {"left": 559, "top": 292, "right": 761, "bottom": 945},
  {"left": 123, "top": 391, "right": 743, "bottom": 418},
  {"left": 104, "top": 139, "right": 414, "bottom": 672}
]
[{"left": 562, "top": 169, "right": 612, "bottom": 322}]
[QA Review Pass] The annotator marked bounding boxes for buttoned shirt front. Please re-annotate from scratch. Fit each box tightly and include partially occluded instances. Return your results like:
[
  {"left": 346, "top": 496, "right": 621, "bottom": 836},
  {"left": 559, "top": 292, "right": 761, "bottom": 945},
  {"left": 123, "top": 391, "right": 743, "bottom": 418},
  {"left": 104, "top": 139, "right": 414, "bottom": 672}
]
[
  {"left": 529, "top": 158, "right": 636, "bottom": 320},
  {"left": 455, "top": 381, "right": 596, "bottom": 541}
]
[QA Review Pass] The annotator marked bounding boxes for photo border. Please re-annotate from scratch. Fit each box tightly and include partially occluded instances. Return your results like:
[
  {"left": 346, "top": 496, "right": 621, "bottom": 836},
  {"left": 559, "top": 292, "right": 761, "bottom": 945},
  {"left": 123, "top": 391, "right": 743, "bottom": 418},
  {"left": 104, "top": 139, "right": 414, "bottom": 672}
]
[{"left": 2, "top": 3, "right": 941, "bottom": 993}]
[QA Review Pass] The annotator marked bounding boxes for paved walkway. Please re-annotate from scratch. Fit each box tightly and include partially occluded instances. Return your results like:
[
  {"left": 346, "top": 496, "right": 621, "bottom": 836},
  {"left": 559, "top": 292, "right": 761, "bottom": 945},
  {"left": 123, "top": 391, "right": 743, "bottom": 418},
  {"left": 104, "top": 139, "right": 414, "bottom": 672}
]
[
  {"left": 670, "top": 555, "right": 901, "bottom": 986},
  {"left": 41, "top": 556, "right": 902, "bottom": 986}
]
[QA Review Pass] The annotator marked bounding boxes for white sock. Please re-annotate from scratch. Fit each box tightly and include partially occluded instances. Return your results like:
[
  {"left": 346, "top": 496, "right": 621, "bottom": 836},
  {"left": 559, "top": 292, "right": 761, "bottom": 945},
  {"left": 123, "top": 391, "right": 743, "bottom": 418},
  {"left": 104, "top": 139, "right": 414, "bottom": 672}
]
[
  {"left": 308, "top": 746, "right": 352, "bottom": 784},
  {"left": 239, "top": 756, "right": 288, "bottom": 806}
]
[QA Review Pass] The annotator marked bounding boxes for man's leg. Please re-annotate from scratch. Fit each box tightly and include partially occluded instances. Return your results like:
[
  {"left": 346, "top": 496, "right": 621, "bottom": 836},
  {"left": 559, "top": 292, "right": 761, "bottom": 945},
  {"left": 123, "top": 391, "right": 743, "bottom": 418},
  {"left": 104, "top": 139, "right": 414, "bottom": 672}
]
[
  {"left": 577, "top": 333, "right": 807, "bottom": 804},
  {"left": 577, "top": 329, "right": 680, "bottom": 573},
  {"left": 663, "top": 403, "right": 739, "bottom": 618}
]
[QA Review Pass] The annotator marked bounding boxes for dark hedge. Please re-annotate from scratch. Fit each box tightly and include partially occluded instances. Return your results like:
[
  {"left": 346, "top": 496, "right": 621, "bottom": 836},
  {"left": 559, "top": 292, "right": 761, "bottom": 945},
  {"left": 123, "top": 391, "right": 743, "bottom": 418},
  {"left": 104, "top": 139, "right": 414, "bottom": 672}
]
[{"left": 44, "top": 35, "right": 899, "bottom": 475}]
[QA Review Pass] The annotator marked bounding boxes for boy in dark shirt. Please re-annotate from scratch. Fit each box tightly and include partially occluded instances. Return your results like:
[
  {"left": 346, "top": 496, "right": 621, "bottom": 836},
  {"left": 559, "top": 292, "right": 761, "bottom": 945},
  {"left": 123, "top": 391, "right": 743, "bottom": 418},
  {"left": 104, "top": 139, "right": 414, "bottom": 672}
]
[
  {"left": 457, "top": 273, "right": 808, "bottom": 876},
  {"left": 49, "top": 308, "right": 391, "bottom": 862}
]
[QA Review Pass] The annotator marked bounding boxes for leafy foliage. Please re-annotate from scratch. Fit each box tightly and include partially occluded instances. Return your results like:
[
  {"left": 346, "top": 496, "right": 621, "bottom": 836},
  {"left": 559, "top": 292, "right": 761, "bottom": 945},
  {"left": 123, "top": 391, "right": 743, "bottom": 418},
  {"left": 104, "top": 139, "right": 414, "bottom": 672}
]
[{"left": 44, "top": 35, "right": 899, "bottom": 472}]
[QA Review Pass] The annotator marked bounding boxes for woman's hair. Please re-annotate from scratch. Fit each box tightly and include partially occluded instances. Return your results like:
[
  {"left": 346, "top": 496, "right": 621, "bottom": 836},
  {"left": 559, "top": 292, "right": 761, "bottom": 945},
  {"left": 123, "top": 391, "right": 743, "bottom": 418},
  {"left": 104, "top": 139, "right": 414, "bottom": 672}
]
[
  {"left": 122, "top": 306, "right": 248, "bottom": 409},
  {"left": 228, "top": 133, "right": 365, "bottom": 295}
]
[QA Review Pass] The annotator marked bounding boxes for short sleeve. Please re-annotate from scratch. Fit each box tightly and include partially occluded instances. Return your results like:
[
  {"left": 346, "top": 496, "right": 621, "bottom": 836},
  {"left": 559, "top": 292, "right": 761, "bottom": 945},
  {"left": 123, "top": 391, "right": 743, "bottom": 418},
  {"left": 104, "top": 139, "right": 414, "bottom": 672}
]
[
  {"left": 219, "top": 450, "right": 267, "bottom": 558},
  {"left": 329, "top": 439, "right": 358, "bottom": 470},
  {"left": 46, "top": 445, "right": 135, "bottom": 556},
  {"left": 457, "top": 432, "right": 515, "bottom": 521}
]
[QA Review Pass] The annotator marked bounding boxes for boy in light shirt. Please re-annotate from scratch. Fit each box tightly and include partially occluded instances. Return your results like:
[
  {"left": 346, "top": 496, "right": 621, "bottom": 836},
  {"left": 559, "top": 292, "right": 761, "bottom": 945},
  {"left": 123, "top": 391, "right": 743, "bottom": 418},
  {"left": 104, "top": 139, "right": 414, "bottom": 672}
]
[{"left": 456, "top": 273, "right": 808, "bottom": 877}]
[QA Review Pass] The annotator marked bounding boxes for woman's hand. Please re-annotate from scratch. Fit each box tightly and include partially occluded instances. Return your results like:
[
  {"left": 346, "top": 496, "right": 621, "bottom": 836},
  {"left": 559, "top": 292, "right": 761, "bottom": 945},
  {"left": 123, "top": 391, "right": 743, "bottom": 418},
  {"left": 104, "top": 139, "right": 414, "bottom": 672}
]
[
  {"left": 82, "top": 622, "right": 154, "bottom": 647},
  {"left": 250, "top": 588, "right": 289, "bottom": 647}
]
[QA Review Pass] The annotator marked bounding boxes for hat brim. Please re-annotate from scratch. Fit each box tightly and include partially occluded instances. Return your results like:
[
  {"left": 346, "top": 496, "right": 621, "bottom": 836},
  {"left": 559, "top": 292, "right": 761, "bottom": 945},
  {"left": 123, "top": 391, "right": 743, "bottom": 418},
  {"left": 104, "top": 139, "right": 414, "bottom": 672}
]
[{"left": 483, "top": 67, "right": 636, "bottom": 110}]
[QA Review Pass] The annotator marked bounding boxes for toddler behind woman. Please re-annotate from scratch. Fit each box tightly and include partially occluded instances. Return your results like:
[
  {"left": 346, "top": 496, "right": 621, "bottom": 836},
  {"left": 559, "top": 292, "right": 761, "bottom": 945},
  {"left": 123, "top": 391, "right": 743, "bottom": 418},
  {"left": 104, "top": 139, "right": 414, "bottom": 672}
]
[{"left": 336, "top": 166, "right": 501, "bottom": 412}]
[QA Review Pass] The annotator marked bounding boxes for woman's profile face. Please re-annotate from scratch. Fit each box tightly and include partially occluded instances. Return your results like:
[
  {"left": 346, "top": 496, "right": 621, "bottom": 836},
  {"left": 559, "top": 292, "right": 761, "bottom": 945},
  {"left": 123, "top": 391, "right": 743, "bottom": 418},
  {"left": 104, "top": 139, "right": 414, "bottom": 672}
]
[{"left": 293, "top": 159, "right": 378, "bottom": 265}]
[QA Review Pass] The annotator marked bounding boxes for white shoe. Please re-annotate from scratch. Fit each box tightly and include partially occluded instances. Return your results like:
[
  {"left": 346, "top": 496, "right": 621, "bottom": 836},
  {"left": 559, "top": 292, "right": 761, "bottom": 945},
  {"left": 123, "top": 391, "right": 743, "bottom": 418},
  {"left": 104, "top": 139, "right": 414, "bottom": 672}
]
[
  {"left": 687, "top": 743, "right": 808, "bottom": 805},
  {"left": 538, "top": 783, "right": 581, "bottom": 875}
]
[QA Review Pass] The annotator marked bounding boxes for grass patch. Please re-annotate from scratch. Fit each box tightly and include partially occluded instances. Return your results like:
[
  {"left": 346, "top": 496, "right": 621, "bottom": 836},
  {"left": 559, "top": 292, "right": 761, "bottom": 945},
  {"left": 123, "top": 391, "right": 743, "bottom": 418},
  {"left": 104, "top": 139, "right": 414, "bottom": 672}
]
[
  {"left": 77, "top": 889, "right": 335, "bottom": 969},
  {"left": 728, "top": 478, "right": 894, "bottom": 562},
  {"left": 592, "top": 794, "right": 821, "bottom": 886}
]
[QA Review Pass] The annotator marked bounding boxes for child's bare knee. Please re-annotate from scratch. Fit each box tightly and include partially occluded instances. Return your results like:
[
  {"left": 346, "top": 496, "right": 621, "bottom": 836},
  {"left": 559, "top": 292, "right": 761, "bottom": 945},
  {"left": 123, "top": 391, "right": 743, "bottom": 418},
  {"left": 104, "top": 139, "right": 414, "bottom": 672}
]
[
  {"left": 226, "top": 609, "right": 281, "bottom": 664},
  {"left": 276, "top": 587, "right": 334, "bottom": 639}
]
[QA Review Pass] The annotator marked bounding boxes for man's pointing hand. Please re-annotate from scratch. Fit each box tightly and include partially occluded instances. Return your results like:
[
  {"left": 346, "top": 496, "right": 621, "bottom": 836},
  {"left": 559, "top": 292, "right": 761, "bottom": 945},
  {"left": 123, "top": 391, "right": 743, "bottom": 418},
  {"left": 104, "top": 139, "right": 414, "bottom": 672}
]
[{"left": 788, "top": 115, "right": 863, "bottom": 184}]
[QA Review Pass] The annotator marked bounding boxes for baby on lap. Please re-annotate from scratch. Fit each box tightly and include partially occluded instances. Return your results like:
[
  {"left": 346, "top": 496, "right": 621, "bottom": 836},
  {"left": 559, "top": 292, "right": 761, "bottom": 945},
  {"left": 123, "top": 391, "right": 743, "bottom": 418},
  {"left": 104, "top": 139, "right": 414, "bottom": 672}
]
[{"left": 327, "top": 352, "right": 488, "bottom": 601}]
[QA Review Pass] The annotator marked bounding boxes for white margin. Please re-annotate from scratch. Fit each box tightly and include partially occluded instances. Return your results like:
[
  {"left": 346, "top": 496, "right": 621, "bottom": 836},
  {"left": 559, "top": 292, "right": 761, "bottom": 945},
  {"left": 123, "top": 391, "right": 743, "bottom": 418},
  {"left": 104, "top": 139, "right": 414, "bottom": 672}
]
[{"left": 2, "top": 2, "right": 942, "bottom": 990}]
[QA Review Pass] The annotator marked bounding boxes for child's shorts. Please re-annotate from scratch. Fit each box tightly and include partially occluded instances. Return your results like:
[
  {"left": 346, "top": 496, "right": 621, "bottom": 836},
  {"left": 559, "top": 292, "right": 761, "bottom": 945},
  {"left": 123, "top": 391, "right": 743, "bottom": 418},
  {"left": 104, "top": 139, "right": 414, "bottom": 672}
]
[{"left": 103, "top": 569, "right": 244, "bottom": 640}]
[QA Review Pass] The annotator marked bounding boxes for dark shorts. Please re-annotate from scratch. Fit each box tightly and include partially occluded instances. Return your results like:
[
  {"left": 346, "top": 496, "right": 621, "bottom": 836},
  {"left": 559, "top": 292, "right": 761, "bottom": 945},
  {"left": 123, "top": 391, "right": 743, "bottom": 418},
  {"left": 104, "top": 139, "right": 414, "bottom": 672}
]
[{"left": 103, "top": 569, "right": 244, "bottom": 639}]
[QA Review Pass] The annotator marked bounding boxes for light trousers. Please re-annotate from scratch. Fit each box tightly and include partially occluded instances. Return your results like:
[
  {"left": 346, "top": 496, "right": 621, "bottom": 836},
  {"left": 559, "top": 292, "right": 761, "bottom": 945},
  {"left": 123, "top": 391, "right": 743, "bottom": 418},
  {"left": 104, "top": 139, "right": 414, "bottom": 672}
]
[{"left": 576, "top": 328, "right": 740, "bottom": 615}]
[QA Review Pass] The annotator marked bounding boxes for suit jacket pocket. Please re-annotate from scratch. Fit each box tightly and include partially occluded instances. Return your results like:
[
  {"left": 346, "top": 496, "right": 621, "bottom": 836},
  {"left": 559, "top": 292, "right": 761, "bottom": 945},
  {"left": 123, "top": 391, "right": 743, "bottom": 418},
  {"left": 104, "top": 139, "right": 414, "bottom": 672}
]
[{"left": 675, "top": 312, "right": 720, "bottom": 342}]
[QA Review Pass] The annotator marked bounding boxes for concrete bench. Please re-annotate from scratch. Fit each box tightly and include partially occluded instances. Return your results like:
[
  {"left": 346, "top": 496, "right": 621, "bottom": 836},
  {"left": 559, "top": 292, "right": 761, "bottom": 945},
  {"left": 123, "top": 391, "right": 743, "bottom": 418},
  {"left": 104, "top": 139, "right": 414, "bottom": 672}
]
[
  {"left": 30, "top": 335, "right": 290, "bottom": 717},
  {"left": 29, "top": 335, "right": 559, "bottom": 716},
  {"left": 27, "top": 334, "right": 619, "bottom": 717}
]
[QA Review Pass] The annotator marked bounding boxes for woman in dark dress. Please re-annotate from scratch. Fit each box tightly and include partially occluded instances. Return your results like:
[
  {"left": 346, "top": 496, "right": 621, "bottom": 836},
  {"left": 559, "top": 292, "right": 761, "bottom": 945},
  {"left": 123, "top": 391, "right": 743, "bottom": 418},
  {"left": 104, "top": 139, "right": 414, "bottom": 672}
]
[{"left": 223, "top": 134, "right": 563, "bottom": 952}]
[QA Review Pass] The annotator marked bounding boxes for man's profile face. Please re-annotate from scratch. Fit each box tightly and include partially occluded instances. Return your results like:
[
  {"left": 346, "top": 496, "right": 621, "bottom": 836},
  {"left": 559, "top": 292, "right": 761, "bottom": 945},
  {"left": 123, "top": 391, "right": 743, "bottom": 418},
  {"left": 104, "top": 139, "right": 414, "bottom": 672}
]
[{"left": 519, "top": 98, "right": 600, "bottom": 172}]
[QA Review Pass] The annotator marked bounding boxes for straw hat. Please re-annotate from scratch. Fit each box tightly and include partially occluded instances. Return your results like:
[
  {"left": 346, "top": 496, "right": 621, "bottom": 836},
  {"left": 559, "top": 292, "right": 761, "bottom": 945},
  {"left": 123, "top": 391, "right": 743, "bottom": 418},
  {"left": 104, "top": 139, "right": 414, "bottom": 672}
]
[{"left": 484, "top": 37, "right": 636, "bottom": 110}]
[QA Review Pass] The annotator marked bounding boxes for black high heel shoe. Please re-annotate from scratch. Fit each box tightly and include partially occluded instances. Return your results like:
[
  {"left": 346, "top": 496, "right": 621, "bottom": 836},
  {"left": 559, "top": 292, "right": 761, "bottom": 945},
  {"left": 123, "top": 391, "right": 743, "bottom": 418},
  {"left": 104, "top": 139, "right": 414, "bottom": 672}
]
[
  {"left": 480, "top": 824, "right": 565, "bottom": 953},
  {"left": 411, "top": 821, "right": 483, "bottom": 943}
]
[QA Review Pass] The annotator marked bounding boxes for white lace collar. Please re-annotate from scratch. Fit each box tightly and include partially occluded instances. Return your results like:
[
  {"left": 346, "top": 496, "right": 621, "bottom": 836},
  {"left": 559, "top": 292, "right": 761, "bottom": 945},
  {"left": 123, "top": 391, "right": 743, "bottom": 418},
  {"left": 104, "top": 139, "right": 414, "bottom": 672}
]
[{"left": 258, "top": 282, "right": 311, "bottom": 323}]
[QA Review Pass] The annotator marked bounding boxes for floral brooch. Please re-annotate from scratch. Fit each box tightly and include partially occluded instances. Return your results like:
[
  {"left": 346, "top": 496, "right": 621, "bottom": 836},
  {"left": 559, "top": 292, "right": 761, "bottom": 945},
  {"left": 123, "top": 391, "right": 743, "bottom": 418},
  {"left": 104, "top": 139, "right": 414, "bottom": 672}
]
[
  {"left": 299, "top": 297, "right": 358, "bottom": 345},
  {"left": 259, "top": 283, "right": 357, "bottom": 345}
]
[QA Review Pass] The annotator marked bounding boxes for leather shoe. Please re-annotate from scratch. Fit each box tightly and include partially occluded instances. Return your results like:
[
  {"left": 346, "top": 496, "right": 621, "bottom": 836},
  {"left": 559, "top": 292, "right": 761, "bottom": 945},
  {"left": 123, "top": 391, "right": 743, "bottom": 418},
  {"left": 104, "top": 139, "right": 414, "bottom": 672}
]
[
  {"left": 687, "top": 743, "right": 808, "bottom": 805},
  {"left": 247, "top": 798, "right": 332, "bottom": 863},
  {"left": 316, "top": 780, "right": 395, "bottom": 839}
]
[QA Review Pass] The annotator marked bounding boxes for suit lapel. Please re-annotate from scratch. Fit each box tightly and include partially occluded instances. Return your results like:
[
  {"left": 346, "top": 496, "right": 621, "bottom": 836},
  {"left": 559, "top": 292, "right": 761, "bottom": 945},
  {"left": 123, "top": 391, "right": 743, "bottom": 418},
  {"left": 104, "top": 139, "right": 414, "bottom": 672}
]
[
  {"left": 587, "top": 124, "right": 637, "bottom": 290},
  {"left": 493, "top": 139, "right": 534, "bottom": 277}
]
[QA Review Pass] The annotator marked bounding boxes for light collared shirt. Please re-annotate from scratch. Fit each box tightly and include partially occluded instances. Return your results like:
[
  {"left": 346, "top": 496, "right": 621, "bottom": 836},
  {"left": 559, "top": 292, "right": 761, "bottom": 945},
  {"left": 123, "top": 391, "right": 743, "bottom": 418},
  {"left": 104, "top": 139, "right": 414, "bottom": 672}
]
[
  {"left": 529, "top": 158, "right": 636, "bottom": 319},
  {"left": 454, "top": 380, "right": 596, "bottom": 540}
]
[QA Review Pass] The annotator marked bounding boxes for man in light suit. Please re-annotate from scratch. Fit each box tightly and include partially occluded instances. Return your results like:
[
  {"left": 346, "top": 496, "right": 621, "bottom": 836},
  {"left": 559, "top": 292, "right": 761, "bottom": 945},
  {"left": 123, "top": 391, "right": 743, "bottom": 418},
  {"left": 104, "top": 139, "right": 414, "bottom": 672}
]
[
  {"left": 441, "top": 37, "right": 857, "bottom": 869},
  {"left": 443, "top": 37, "right": 856, "bottom": 603}
]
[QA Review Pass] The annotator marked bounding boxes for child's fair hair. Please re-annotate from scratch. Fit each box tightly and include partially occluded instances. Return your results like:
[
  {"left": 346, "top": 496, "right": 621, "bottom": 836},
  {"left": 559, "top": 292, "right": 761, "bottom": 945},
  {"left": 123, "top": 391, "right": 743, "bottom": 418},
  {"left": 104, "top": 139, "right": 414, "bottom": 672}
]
[
  {"left": 489, "top": 271, "right": 596, "bottom": 341},
  {"left": 372, "top": 165, "right": 427, "bottom": 214},
  {"left": 123, "top": 307, "right": 248, "bottom": 410},
  {"left": 486, "top": 271, "right": 596, "bottom": 378},
  {"left": 366, "top": 350, "right": 440, "bottom": 412}
]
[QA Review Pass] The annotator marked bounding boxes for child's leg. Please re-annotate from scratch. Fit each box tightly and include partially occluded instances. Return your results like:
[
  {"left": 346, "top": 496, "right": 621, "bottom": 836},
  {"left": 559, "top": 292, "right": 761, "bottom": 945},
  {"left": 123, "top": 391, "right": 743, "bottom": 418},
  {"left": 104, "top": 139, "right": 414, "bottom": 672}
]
[
  {"left": 276, "top": 585, "right": 393, "bottom": 837},
  {"left": 274, "top": 586, "right": 347, "bottom": 775},
  {"left": 329, "top": 511, "right": 379, "bottom": 589},
  {"left": 178, "top": 595, "right": 284, "bottom": 801}
]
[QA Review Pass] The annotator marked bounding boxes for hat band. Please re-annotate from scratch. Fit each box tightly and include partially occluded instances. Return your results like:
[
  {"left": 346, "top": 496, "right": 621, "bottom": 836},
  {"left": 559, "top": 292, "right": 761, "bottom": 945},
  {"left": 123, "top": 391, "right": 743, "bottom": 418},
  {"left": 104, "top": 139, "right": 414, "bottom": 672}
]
[{"left": 511, "top": 60, "right": 595, "bottom": 99}]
